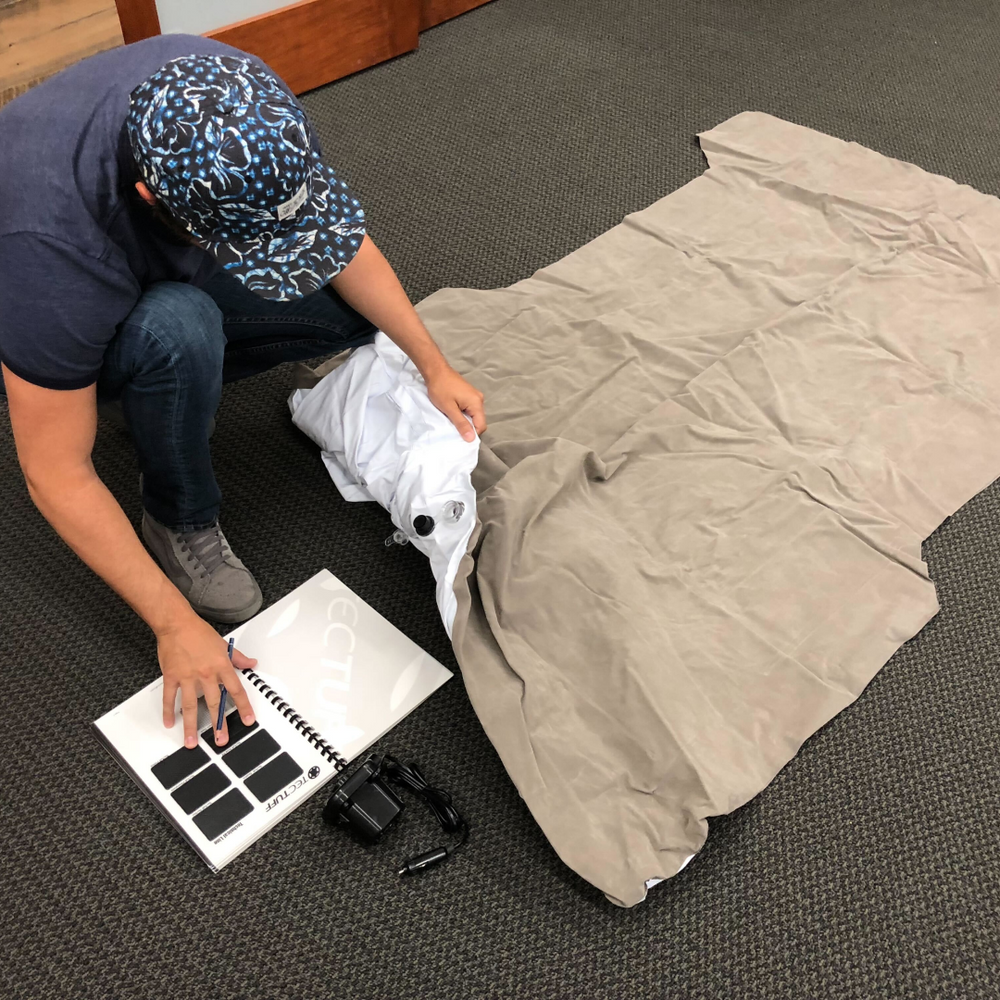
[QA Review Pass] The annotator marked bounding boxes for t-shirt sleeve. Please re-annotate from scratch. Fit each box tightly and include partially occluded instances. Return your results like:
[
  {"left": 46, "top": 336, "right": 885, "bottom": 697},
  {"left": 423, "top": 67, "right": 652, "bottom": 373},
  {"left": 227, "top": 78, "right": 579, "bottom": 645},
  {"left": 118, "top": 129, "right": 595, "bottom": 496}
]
[{"left": 0, "top": 232, "right": 139, "bottom": 390}]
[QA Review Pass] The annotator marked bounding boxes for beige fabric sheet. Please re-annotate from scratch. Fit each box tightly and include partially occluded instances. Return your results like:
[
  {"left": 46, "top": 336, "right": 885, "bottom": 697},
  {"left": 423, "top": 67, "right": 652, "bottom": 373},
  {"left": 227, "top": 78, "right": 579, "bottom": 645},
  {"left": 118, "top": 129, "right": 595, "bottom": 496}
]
[{"left": 415, "top": 112, "right": 1000, "bottom": 906}]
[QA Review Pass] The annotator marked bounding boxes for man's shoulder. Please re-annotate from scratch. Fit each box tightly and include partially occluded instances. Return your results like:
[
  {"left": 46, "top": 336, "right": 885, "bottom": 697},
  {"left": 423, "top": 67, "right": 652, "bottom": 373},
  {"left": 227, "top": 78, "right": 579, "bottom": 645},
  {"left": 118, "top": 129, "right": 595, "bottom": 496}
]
[
  {"left": 0, "top": 36, "right": 250, "bottom": 249},
  {"left": 0, "top": 230, "right": 116, "bottom": 273}
]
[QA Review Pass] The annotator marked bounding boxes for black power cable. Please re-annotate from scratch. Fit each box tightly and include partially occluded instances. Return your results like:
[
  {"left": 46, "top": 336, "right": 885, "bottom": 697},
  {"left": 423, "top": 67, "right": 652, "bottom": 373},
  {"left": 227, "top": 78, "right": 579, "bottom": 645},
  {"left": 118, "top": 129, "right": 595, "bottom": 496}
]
[
  {"left": 381, "top": 756, "right": 470, "bottom": 875},
  {"left": 323, "top": 754, "right": 469, "bottom": 876}
]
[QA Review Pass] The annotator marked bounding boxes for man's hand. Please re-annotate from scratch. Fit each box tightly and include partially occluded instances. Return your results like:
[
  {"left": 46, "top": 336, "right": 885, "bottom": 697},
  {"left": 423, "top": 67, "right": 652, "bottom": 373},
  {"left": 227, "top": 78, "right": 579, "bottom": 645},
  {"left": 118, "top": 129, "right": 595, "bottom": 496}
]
[
  {"left": 158, "top": 616, "right": 258, "bottom": 749},
  {"left": 425, "top": 366, "right": 487, "bottom": 442}
]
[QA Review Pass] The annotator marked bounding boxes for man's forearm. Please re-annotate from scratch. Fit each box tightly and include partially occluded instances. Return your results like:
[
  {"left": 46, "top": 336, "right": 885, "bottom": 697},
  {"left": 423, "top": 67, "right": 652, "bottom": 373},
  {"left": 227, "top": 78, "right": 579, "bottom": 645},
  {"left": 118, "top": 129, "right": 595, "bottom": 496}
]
[
  {"left": 329, "top": 235, "right": 450, "bottom": 378},
  {"left": 329, "top": 234, "right": 487, "bottom": 441},
  {"left": 25, "top": 467, "right": 194, "bottom": 635}
]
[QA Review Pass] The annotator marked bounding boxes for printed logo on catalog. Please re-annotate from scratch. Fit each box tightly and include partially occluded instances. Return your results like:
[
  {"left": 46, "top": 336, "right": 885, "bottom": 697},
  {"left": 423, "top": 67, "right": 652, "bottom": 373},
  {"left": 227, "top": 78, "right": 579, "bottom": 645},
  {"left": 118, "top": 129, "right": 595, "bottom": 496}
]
[{"left": 265, "top": 774, "right": 311, "bottom": 813}]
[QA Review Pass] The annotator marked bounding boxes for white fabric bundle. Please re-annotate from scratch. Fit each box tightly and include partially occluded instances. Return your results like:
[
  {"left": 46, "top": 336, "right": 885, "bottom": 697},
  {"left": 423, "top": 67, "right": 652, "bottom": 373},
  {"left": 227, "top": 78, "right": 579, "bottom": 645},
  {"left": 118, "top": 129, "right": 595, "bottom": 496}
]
[{"left": 288, "top": 332, "right": 479, "bottom": 635}]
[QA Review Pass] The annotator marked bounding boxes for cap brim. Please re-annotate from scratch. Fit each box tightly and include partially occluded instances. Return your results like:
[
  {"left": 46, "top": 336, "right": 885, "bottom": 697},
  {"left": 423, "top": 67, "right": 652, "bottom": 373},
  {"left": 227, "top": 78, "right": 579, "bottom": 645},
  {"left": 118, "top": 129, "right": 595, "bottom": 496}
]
[{"left": 197, "top": 161, "right": 367, "bottom": 301}]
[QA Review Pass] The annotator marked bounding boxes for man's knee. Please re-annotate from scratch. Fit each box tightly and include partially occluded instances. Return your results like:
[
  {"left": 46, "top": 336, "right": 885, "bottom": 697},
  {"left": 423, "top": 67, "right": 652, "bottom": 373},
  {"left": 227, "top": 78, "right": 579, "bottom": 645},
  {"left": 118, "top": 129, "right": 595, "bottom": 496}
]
[{"left": 116, "top": 282, "right": 225, "bottom": 379}]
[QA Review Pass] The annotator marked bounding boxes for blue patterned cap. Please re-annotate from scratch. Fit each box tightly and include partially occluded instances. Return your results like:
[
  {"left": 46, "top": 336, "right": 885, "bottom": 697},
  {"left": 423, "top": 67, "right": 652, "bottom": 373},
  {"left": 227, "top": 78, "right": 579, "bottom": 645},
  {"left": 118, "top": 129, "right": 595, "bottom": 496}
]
[{"left": 127, "top": 54, "right": 366, "bottom": 300}]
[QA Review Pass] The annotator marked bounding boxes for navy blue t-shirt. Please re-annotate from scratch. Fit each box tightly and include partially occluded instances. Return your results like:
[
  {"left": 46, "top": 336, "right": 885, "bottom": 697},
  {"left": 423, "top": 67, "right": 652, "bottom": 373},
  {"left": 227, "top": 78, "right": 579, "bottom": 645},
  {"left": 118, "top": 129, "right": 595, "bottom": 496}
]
[{"left": 0, "top": 36, "right": 264, "bottom": 390}]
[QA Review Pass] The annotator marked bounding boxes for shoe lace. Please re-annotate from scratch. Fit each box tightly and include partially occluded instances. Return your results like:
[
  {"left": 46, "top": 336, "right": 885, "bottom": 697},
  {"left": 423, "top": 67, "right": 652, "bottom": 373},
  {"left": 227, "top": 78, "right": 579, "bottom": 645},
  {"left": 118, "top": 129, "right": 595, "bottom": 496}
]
[{"left": 178, "top": 523, "right": 229, "bottom": 578}]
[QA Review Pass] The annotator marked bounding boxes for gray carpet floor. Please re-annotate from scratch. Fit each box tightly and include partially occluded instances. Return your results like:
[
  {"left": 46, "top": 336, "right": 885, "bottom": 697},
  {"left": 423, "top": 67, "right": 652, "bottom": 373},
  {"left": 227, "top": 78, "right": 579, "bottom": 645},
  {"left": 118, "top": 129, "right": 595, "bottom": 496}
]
[{"left": 3, "top": 1, "right": 1000, "bottom": 997}]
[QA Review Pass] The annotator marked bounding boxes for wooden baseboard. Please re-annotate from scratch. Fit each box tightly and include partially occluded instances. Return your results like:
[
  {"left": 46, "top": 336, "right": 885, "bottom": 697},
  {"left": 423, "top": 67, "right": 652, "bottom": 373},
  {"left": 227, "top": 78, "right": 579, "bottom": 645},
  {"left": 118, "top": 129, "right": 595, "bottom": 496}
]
[
  {"left": 419, "top": 0, "right": 493, "bottom": 31},
  {"left": 2, "top": 0, "right": 495, "bottom": 109},
  {"left": 209, "top": 0, "right": 420, "bottom": 94},
  {"left": 113, "top": 0, "right": 157, "bottom": 43}
]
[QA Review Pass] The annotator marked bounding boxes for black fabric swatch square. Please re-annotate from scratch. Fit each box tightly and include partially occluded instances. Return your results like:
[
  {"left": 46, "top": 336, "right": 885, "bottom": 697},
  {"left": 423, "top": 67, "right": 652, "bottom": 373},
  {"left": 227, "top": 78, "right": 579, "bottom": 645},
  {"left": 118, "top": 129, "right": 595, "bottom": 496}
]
[
  {"left": 201, "top": 711, "right": 259, "bottom": 754},
  {"left": 243, "top": 753, "right": 304, "bottom": 802},
  {"left": 192, "top": 788, "right": 254, "bottom": 842},
  {"left": 151, "top": 744, "right": 210, "bottom": 789},
  {"left": 171, "top": 764, "right": 230, "bottom": 815},
  {"left": 222, "top": 729, "right": 281, "bottom": 778}
]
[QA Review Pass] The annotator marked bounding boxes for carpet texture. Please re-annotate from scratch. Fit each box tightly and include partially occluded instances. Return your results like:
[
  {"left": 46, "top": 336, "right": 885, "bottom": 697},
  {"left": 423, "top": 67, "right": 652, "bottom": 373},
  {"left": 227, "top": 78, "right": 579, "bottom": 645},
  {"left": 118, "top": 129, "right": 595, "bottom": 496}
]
[{"left": 2, "top": 0, "right": 999, "bottom": 997}]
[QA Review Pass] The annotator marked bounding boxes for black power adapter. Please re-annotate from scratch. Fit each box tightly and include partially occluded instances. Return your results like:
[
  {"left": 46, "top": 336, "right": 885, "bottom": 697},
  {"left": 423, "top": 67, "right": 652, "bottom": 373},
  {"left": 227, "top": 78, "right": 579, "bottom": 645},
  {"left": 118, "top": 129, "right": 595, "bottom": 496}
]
[
  {"left": 323, "top": 756, "right": 405, "bottom": 841},
  {"left": 323, "top": 755, "right": 468, "bottom": 875}
]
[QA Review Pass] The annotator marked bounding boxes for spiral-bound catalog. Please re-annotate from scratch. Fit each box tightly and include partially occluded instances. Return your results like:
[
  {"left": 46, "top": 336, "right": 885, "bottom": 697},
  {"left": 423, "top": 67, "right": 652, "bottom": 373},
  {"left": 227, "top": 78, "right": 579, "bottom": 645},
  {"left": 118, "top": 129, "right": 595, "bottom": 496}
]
[{"left": 93, "top": 569, "right": 452, "bottom": 871}]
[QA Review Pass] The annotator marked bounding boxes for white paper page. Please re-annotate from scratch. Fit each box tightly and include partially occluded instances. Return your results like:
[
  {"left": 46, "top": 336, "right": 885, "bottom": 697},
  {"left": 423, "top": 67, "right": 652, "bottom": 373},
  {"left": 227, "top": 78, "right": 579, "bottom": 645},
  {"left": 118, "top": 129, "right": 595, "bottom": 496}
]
[
  {"left": 224, "top": 569, "right": 453, "bottom": 762},
  {"left": 95, "top": 675, "right": 338, "bottom": 870}
]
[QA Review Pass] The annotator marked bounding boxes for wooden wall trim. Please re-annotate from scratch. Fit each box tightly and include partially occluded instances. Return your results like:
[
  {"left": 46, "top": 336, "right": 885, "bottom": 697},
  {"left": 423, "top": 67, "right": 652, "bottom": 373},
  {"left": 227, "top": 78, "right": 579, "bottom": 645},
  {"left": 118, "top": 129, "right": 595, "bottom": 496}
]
[
  {"left": 113, "top": 0, "right": 160, "bottom": 43},
  {"left": 419, "top": 0, "right": 493, "bottom": 31},
  {"left": 208, "top": 0, "right": 420, "bottom": 94},
  {"left": 4, "top": 0, "right": 496, "bottom": 109},
  {"left": 110, "top": 0, "right": 490, "bottom": 95}
]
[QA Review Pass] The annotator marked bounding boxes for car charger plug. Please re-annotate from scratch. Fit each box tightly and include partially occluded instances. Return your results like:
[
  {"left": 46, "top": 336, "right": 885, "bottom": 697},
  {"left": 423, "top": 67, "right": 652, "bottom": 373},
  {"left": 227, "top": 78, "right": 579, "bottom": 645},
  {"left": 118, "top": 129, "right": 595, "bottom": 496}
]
[{"left": 398, "top": 847, "right": 450, "bottom": 876}]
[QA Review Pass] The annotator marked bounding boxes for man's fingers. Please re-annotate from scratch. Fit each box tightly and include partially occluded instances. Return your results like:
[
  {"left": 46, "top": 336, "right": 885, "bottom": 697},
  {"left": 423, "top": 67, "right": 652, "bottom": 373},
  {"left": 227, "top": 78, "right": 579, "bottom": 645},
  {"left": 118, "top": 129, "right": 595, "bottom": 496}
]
[
  {"left": 443, "top": 401, "right": 475, "bottom": 442},
  {"left": 162, "top": 678, "right": 179, "bottom": 729},
  {"left": 204, "top": 684, "right": 227, "bottom": 747},
  {"left": 231, "top": 648, "right": 257, "bottom": 671},
  {"left": 446, "top": 403, "right": 473, "bottom": 441},
  {"left": 464, "top": 394, "right": 487, "bottom": 436},
  {"left": 181, "top": 686, "right": 200, "bottom": 749},
  {"left": 222, "top": 665, "right": 256, "bottom": 728},
  {"left": 158, "top": 627, "right": 258, "bottom": 750}
]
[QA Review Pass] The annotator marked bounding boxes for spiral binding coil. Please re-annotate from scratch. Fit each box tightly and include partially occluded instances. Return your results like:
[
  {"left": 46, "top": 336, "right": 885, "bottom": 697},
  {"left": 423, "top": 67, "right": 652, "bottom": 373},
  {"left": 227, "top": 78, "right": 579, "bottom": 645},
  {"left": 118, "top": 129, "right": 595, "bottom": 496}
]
[{"left": 244, "top": 669, "right": 349, "bottom": 773}]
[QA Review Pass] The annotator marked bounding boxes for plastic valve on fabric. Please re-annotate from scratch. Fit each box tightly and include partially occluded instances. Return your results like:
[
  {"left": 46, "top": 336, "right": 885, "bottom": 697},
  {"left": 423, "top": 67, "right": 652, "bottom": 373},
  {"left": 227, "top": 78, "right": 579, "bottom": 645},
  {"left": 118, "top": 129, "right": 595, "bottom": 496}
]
[
  {"left": 384, "top": 529, "right": 409, "bottom": 547},
  {"left": 413, "top": 515, "right": 435, "bottom": 537},
  {"left": 441, "top": 501, "right": 465, "bottom": 522}
]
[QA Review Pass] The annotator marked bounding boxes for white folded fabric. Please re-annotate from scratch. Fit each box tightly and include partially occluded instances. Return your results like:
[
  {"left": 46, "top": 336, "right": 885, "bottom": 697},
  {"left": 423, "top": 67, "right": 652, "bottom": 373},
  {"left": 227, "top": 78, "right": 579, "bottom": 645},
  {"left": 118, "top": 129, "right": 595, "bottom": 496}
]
[{"left": 288, "top": 332, "right": 479, "bottom": 635}]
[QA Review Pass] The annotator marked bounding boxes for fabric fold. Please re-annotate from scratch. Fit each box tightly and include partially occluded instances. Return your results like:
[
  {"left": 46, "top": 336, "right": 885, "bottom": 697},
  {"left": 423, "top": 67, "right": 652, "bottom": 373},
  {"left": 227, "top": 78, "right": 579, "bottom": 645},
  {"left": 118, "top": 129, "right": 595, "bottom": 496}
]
[{"left": 414, "top": 112, "right": 1000, "bottom": 905}]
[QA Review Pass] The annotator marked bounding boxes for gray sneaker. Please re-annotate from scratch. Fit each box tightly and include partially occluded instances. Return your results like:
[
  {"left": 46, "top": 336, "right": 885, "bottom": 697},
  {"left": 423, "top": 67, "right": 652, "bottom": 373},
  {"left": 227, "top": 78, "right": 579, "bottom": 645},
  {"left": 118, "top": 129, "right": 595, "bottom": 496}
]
[{"left": 142, "top": 512, "right": 263, "bottom": 623}]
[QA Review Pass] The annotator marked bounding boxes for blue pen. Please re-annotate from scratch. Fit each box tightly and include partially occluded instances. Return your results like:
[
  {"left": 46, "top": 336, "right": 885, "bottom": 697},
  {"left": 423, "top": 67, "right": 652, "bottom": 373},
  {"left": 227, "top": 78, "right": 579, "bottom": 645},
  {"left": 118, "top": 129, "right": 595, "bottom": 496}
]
[{"left": 216, "top": 637, "right": 234, "bottom": 732}]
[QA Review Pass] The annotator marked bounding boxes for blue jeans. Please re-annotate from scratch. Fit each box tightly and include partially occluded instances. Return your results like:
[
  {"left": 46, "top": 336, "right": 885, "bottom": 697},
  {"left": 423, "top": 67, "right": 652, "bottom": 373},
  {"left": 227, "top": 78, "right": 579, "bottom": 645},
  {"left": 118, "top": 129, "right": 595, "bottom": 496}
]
[{"left": 96, "top": 273, "right": 375, "bottom": 530}]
